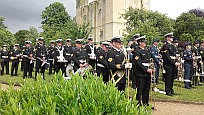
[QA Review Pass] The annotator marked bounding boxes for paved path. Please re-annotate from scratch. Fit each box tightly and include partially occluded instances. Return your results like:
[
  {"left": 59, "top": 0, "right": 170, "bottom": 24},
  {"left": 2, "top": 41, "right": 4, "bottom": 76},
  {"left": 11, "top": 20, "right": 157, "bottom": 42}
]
[{"left": 153, "top": 101, "right": 204, "bottom": 115}]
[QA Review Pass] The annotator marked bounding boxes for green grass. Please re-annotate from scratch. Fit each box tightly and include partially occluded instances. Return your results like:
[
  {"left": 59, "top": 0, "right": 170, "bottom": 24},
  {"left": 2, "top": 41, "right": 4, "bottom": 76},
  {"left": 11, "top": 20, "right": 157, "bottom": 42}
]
[
  {"left": 0, "top": 62, "right": 55, "bottom": 85},
  {"left": 127, "top": 80, "right": 204, "bottom": 103}
]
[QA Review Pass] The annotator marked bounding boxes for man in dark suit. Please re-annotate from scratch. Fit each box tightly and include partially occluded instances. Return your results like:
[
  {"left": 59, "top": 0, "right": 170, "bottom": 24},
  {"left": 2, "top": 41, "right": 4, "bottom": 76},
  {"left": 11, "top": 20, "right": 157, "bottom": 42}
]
[
  {"left": 47, "top": 40, "right": 55, "bottom": 75},
  {"left": 64, "top": 38, "right": 73, "bottom": 78}
]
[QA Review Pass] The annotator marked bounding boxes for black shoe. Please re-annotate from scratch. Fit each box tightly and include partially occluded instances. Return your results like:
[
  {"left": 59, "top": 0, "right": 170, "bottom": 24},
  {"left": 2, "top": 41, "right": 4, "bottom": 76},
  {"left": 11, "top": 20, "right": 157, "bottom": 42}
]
[
  {"left": 185, "top": 86, "right": 190, "bottom": 89},
  {"left": 166, "top": 93, "right": 173, "bottom": 96}
]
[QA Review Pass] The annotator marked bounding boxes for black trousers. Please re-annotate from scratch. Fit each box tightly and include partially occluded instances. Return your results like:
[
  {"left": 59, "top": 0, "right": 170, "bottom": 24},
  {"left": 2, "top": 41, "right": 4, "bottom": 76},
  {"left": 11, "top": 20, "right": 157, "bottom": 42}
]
[
  {"left": 23, "top": 61, "right": 33, "bottom": 78},
  {"left": 96, "top": 67, "right": 110, "bottom": 83},
  {"left": 11, "top": 61, "right": 19, "bottom": 76},
  {"left": 136, "top": 76, "right": 151, "bottom": 105},
  {"left": 49, "top": 60, "right": 54, "bottom": 75},
  {"left": 165, "top": 68, "right": 176, "bottom": 93},
  {"left": 1, "top": 61, "right": 9, "bottom": 75},
  {"left": 55, "top": 62, "right": 65, "bottom": 75},
  {"left": 89, "top": 59, "right": 95, "bottom": 68},
  {"left": 35, "top": 61, "right": 45, "bottom": 79}
]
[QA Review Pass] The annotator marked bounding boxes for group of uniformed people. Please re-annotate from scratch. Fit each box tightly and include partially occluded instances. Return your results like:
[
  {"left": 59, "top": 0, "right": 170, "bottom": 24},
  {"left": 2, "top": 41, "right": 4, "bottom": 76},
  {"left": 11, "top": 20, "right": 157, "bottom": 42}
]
[{"left": 0, "top": 33, "right": 204, "bottom": 106}]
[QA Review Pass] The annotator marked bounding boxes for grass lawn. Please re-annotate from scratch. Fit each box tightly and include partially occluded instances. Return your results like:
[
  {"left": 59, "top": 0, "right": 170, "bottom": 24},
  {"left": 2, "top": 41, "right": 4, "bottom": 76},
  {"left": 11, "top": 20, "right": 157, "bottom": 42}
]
[{"left": 127, "top": 80, "right": 204, "bottom": 103}]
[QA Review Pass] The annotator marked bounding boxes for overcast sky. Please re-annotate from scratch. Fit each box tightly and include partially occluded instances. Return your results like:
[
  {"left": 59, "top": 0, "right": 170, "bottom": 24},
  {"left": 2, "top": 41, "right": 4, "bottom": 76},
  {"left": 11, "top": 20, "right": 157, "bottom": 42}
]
[{"left": 0, "top": 0, "right": 204, "bottom": 33}]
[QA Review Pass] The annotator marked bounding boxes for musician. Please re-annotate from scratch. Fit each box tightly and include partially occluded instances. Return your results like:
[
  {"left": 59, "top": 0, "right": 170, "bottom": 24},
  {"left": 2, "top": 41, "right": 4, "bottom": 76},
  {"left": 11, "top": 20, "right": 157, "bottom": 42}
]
[
  {"left": 132, "top": 36, "right": 153, "bottom": 106},
  {"left": 192, "top": 40, "right": 202, "bottom": 86},
  {"left": 130, "top": 34, "right": 140, "bottom": 52},
  {"left": 0, "top": 45, "right": 10, "bottom": 75},
  {"left": 150, "top": 38, "right": 160, "bottom": 84},
  {"left": 173, "top": 39, "right": 180, "bottom": 79},
  {"left": 47, "top": 40, "right": 55, "bottom": 75},
  {"left": 72, "top": 39, "right": 89, "bottom": 72},
  {"left": 107, "top": 37, "right": 132, "bottom": 91},
  {"left": 96, "top": 41, "right": 110, "bottom": 83},
  {"left": 35, "top": 37, "right": 47, "bottom": 79},
  {"left": 199, "top": 40, "right": 204, "bottom": 83},
  {"left": 84, "top": 37, "right": 96, "bottom": 68},
  {"left": 22, "top": 41, "right": 35, "bottom": 78},
  {"left": 53, "top": 39, "right": 67, "bottom": 75},
  {"left": 64, "top": 38, "right": 73, "bottom": 77},
  {"left": 183, "top": 42, "right": 194, "bottom": 89},
  {"left": 161, "top": 32, "right": 180, "bottom": 96},
  {"left": 10, "top": 44, "right": 21, "bottom": 76}
]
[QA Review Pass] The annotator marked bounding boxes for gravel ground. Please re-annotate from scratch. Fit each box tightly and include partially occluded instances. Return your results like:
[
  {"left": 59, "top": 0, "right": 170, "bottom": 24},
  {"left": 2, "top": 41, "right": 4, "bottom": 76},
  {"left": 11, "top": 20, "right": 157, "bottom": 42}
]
[
  {"left": 153, "top": 101, "right": 204, "bottom": 115},
  {"left": 0, "top": 83, "right": 20, "bottom": 90}
]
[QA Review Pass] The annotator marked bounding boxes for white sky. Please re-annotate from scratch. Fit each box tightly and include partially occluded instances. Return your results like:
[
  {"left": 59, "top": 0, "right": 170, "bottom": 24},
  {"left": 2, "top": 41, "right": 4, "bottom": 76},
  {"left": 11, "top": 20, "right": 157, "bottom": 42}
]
[{"left": 150, "top": 0, "right": 204, "bottom": 19}]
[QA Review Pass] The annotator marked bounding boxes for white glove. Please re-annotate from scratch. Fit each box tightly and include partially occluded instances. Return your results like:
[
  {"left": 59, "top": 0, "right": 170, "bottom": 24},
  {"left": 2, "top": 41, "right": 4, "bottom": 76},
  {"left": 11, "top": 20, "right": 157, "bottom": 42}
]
[{"left": 125, "top": 63, "right": 132, "bottom": 69}]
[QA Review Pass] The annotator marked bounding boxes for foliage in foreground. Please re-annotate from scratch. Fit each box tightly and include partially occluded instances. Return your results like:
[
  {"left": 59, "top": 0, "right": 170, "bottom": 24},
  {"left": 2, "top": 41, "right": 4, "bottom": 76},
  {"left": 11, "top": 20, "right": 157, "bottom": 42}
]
[{"left": 0, "top": 72, "right": 151, "bottom": 115}]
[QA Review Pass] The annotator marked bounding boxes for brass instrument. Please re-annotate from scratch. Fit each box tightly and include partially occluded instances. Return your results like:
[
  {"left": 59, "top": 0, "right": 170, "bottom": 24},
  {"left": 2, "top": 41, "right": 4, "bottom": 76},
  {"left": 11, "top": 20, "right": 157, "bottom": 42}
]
[
  {"left": 75, "top": 64, "right": 93, "bottom": 77},
  {"left": 193, "top": 54, "right": 201, "bottom": 85},
  {"left": 176, "top": 53, "right": 184, "bottom": 81}
]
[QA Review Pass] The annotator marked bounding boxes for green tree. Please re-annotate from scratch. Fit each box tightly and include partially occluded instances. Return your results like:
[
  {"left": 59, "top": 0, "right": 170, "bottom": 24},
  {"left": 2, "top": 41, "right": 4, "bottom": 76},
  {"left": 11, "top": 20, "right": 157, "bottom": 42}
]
[
  {"left": 41, "top": 2, "right": 92, "bottom": 43},
  {"left": 28, "top": 26, "right": 39, "bottom": 45},
  {"left": 41, "top": 2, "right": 71, "bottom": 40},
  {"left": 122, "top": 8, "right": 174, "bottom": 45},
  {"left": 0, "top": 29, "right": 15, "bottom": 47},
  {"left": 14, "top": 30, "right": 30, "bottom": 47},
  {"left": 174, "top": 12, "right": 204, "bottom": 42},
  {"left": 0, "top": 17, "right": 7, "bottom": 29}
]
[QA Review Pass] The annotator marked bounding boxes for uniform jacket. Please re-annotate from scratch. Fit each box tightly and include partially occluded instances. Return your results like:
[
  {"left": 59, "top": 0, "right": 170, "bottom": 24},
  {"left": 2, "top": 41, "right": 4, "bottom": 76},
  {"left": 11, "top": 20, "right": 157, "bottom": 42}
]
[
  {"left": 183, "top": 49, "right": 193, "bottom": 66},
  {"left": 22, "top": 47, "right": 35, "bottom": 62},
  {"left": 10, "top": 49, "right": 21, "bottom": 62},
  {"left": 107, "top": 47, "right": 126, "bottom": 83},
  {"left": 35, "top": 43, "right": 47, "bottom": 62},
  {"left": 132, "top": 47, "right": 151, "bottom": 77},
  {"left": 64, "top": 45, "right": 73, "bottom": 62},
  {"left": 161, "top": 42, "right": 176, "bottom": 68},
  {"left": 0, "top": 50, "right": 10, "bottom": 61},
  {"left": 150, "top": 45, "right": 159, "bottom": 65},
  {"left": 72, "top": 47, "right": 89, "bottom": 71}
]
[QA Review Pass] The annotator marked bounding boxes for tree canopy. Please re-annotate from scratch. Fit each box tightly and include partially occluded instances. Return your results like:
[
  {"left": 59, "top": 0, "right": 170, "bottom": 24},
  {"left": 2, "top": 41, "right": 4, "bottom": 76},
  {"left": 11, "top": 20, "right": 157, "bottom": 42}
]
[{"left": 122, "top": 8, "right": 174, "bottom": 45}]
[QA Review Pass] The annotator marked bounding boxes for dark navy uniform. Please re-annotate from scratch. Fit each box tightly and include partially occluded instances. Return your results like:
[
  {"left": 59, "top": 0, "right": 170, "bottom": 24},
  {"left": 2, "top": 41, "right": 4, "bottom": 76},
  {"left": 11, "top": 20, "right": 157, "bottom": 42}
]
[
  {"left": 64, "top": 42, "right": 73, "bottom": 77},
  {"left": 161, "top": 40, "right": 177, "bottom": 95},
  {"left": 22, "top": 41, "right": 35, "bottom": 78},
  {"left": 96, "top": 42, "right": 110, "bottom": 83},
  {"left": 47, "top": 42, "right": 55, "bottom": 75},
  {"left": 132, "top": 37, "right": 151, "bottom": 105},
  {"left": 0, "top": 45, "right": 10, "bottom": 75},
  {"left": 107, "top": 47, "right": 126, "bottom": 91},
  {"left": 72, "top": 46, "right": 89, "bottom": 72},
  {"left": 10, "top": 44, "right": 21, "bottom": 76},
  {"left": 183, "top": 46, "right": 193, "bottom": 89},
  {"left": 35, "top": 42, "right": 47, "bottom": 79}
]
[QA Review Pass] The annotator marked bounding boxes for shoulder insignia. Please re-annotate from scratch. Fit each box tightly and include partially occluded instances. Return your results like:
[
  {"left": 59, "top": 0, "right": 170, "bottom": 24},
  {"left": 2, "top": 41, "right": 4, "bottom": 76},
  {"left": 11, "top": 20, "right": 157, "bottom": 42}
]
[
  {"left": 99, "top": 56, "right": 103, "bottom": 59},
  {"left": 135, "top": 56, "right": 139, "bottom": 60},
  {"left": 201, "top": 51, "right": 203, "bottom": 54},
  {"left": 108, "top": 58, "right": 113, "bottom": 62},
  {"left": 131, "top": 48, "right": 134, "bottom": 51},
  {"left": 116, "top": 64, "right": 121, "bottom": 69}
]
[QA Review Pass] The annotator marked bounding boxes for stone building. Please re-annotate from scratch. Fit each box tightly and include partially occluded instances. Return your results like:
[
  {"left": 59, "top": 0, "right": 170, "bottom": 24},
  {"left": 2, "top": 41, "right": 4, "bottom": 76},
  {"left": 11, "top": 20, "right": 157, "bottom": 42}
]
[{"left": 76, "top": 0, "right": 150, "bottom": 42}]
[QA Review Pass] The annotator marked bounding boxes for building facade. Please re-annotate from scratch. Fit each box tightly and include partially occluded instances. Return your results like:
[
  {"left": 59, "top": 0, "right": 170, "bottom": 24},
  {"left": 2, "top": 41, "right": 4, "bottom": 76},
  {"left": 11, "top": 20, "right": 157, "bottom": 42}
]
[{"left": 76, "top": 0, "right": 150, "bottom": 42}]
